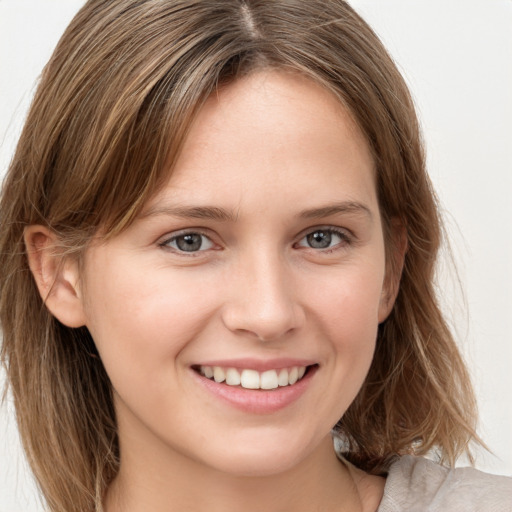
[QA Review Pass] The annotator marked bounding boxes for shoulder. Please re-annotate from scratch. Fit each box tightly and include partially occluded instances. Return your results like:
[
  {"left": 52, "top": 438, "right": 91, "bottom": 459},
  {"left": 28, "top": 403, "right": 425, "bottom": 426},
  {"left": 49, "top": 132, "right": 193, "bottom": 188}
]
[{"left": 377, "top": 455, "right": 512, "bottom": 512}]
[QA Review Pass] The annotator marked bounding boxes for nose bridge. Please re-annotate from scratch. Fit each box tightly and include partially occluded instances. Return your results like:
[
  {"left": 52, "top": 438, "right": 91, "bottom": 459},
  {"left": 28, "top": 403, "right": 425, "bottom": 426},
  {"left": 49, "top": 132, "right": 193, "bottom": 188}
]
[{"left": 222, "top": 243, "right": 303, "bottom": 341}]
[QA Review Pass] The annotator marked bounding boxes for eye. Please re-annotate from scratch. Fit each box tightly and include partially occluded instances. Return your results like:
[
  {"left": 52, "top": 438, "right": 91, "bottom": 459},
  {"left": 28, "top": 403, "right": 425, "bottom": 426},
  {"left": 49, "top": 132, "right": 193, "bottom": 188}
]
[
  {"left": 161, "top": 232, "right": 214, "bottom": 253},
  {"left": 296, "top": 228, "right": 350, "bottom": 250}
]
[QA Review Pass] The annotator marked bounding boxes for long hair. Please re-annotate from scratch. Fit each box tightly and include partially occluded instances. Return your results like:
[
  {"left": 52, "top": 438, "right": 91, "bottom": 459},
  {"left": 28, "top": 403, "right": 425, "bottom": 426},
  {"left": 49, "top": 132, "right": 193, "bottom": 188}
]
[{"left": 0, "top": 1, "right": 478, "bottom": 510}]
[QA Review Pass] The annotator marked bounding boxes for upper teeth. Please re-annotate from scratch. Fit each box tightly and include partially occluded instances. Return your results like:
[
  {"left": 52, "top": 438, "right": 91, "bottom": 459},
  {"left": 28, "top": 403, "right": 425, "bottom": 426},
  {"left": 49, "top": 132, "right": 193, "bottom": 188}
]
[{"left": 200, "top": 366, "right": 307, "bottom": 390}]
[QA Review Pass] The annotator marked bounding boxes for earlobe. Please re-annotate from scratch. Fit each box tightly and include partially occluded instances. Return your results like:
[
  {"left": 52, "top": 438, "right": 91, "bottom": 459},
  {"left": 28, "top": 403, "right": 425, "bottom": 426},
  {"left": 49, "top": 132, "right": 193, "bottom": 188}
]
[
  {"left": 24, "top": 225, "right": 87, "bottom": 328},
  {"left": 378, "top": 219, "right": 408, "bottom": 323}
]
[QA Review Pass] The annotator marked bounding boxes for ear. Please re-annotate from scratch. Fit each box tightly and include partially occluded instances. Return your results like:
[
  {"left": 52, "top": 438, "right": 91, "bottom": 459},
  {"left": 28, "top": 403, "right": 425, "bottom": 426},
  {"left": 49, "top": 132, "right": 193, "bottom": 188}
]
[
  {"left": 24, "top": 225, "right": 87, "bottom": 328},
  {"left": 378, "top": 218, "right": 408, "bottom": 323}
]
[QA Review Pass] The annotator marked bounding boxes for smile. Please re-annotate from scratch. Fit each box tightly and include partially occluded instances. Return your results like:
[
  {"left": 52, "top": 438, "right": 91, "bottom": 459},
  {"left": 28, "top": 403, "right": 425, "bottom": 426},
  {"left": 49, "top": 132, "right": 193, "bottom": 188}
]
[
  {"left": 192, "top": 363, "right": 318, "bottom": 413},
  {"left": 198, "top": 365, "right": 308, "bottom": 390}
]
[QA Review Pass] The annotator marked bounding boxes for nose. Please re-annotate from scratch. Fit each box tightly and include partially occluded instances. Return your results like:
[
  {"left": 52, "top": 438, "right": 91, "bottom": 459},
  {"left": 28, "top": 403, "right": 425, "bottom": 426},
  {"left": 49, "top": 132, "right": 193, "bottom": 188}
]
[{"left": 221, "top": 250, "right": 305, "bottom": 342}]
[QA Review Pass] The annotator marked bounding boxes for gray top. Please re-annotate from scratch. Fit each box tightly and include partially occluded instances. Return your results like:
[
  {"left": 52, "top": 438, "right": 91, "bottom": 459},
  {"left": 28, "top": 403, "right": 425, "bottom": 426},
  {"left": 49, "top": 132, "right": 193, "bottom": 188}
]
[{"left": 377, "top": 456, "right": 512, "bottom": 512}]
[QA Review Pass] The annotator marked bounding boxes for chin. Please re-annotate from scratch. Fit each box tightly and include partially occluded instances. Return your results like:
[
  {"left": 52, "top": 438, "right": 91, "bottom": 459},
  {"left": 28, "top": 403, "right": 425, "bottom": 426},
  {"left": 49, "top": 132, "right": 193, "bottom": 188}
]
[
  {"left": 211, "top": 452, "right": 303, "bottom": 478},
  {"left": 197, "top": 426, "right": 327, "bottom": 477}
]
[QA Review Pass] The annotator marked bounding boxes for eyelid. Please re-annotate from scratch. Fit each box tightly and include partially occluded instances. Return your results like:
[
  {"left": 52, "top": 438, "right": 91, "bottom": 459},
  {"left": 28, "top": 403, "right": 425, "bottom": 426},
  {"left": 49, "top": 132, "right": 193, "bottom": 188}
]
[
  {"left": 294, "top": 225, "right": 354, "bottom": 251},
  {"left": 158, "top": 228, "right": 218, "bottom": 254},
  {"left": 156, "top": 225, "right": 355, "bottom": 256}
]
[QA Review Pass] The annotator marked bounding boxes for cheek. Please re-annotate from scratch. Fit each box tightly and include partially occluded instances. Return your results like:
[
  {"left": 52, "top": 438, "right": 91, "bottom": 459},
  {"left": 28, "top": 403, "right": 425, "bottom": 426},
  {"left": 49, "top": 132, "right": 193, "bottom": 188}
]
[
  {"left": 301, "top": 261, "right": 384, "bottom": 384},
  {"left": 278, "top": 264, "right": 384, "bottom": 432},
  {"left": 304, "top": 259, "right": 385, "bottom": 333},
  {"left": 81, "top": 257, "right": 220, "bottom": 386}
]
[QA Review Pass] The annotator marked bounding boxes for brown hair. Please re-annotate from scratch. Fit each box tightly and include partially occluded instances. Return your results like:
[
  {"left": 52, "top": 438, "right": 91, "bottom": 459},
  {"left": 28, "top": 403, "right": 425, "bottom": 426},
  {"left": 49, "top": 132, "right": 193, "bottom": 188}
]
[{"left": 0, "top": 1, "right": 478, "bottom": 510}]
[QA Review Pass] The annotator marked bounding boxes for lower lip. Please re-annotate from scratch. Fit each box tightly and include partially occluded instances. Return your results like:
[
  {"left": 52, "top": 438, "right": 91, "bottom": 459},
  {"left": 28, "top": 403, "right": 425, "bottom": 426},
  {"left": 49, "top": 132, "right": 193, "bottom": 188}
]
[{"left": 192, "top": 366, "right": 318, "bottom": 414}]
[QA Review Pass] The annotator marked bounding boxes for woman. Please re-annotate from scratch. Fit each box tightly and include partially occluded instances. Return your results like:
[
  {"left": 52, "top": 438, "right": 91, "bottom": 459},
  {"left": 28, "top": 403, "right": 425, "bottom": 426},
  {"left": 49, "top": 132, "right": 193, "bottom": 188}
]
[{"left": 1, "top": 1, "right": 510, "bottom": 511}]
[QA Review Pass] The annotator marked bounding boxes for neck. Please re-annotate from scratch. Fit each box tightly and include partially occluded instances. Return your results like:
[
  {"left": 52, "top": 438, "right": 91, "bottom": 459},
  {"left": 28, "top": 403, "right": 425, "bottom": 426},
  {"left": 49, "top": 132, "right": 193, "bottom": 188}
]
[{"left": 105, "top": 435, "right": 381, "bottom": 512}]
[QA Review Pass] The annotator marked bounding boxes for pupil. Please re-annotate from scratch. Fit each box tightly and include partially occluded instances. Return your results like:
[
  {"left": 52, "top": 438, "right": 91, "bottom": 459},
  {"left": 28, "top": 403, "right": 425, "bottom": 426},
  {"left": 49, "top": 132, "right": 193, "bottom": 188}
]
[
  {"left": 177, "top": 234, "right": 202, "bottom": 252},
  {"left": 307, "top": 231, "right": 331, "bottom": 249}
]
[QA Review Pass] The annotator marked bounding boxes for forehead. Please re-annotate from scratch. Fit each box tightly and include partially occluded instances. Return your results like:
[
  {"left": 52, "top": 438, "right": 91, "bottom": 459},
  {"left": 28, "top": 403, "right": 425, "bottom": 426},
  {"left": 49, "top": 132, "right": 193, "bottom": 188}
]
[{"left": 144, "top": 70, "right": 377, "bottom": 216}]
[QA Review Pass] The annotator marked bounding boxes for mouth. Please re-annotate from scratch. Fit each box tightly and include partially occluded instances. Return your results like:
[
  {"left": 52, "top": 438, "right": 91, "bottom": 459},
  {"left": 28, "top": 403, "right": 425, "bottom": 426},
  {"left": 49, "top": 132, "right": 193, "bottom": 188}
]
[
  {"left": 191, "top": 362, "right": 318, "bottom": 413},
  {"left": 192, "top": 364, "right": 316, "bottom": 390}
]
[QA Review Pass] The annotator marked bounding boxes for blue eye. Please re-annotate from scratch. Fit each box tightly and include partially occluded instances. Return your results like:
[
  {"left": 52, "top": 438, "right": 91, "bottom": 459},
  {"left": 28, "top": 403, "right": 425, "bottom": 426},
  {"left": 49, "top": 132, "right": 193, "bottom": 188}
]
[
  {"left": 297, "top": 229, "right": 349, "bottom": 250},
  {"left": 162, "top": 233, "right": 214, "bottom": 253}
]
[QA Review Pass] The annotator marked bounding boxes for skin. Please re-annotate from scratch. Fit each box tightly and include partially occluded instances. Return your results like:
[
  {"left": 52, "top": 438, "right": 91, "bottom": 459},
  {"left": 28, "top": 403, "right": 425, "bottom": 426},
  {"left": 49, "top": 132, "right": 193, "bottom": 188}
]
[{"left": 26, "top": 71, "right": 402, "bottom": 511}]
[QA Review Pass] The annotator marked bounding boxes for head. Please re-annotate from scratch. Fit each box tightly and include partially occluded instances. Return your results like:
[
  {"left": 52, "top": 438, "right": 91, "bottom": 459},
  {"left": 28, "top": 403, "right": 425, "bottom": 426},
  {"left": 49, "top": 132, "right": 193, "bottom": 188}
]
[{"left": 0, "top": 1, "right": 477, "bottom": 511}]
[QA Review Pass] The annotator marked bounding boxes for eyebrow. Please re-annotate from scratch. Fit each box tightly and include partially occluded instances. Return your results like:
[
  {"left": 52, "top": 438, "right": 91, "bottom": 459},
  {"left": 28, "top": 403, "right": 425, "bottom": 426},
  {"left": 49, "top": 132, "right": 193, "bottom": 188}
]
[
  {"left": 140, "top": 205, "right": 238, "bottom": 222},
  {"left": 141, "top": 201, "right": 372, "bottom": 222},
  {"left": 298, "top": 201, "right": 373, "bottom": 221}
]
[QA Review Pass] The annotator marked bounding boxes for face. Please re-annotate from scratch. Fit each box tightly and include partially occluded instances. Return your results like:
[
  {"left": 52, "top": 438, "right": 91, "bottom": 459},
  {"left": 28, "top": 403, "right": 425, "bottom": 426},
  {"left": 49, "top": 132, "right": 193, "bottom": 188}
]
[{"left": 79, "top": 71, "right": 393, "bottom": 477}]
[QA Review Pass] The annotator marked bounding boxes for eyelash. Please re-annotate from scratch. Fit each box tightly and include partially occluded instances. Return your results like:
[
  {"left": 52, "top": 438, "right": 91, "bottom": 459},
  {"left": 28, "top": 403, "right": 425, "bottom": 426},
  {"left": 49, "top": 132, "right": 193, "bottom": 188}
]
[
  {"left": 294, "top": 227, "right": 353, "bottom": 253},
  {"left": 159, "top": 230, "right": 215, "bottom": 256},
  {"left": 158, "top": 226, "right": 353, "bottom": 256}
]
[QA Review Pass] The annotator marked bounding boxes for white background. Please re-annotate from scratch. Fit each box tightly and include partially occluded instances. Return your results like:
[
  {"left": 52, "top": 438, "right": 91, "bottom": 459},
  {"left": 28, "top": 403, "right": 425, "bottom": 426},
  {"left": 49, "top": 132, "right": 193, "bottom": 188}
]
[{"left": 1, "top": 1, "right": 511, "bottom": 510}]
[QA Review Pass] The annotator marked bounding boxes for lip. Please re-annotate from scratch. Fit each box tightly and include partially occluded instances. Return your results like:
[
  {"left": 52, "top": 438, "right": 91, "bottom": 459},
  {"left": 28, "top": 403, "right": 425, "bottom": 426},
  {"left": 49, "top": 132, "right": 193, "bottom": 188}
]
[{"left": 191, "top": 363, "right": 318, "bottom": 414}]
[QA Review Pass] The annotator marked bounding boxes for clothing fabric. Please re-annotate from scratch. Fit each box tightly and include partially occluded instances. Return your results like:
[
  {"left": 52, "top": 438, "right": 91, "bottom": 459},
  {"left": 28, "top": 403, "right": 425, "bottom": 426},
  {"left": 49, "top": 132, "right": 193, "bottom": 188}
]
[{"left": 377, "top": 455, "right": 512, "bottom": 512}]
